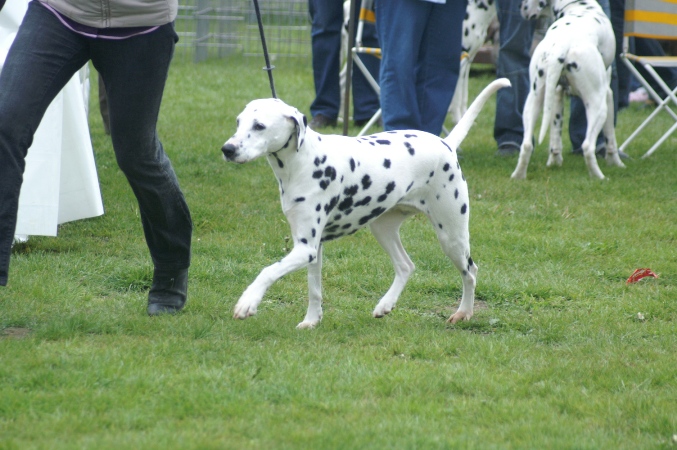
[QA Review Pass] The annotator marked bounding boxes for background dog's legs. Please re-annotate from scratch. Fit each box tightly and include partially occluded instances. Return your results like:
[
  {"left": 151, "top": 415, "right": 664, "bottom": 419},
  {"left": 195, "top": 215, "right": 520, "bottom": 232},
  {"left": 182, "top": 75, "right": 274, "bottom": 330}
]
[
  {"left": 570, "top": 48, "right": 608, "bottom": 179},
  {"left": 298, "top": 244, "right": 323, "bottom": 329},
  {"left": 233, "top": 245, "right": 318, "bottom": 319},
  {"left": 603, "top": 86, "right": 625, "bottom": 168},
  {"left": 512, "top": 89, "right": 543, "bottom": 179},
  {"left": 546, "top": 85, "right": 565, "bottom": 167},
  {"left": 369, "top": 209, "right": 416, "bottom": 318}
]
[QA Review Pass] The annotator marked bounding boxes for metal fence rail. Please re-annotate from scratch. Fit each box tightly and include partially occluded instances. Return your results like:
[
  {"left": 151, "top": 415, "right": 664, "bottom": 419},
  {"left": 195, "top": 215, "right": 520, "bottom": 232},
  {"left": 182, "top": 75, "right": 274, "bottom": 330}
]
[{"left": 175, "top": 0, "right": 312, "bottom": 62}]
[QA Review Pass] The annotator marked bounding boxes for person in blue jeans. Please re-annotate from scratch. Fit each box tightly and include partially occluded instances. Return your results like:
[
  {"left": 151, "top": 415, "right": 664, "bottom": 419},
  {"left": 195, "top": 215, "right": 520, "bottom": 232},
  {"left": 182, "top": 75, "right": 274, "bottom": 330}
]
[
  {"left": 375, "top": 0, "right": 465, "bottom": 136},
  {"left": 308, "top": 0, "right": 380, "bottom": 129},
  {"left": 494, "top": 0, "right": 623, "bottom": 157},
  {"left": 0, "top": 0, "right": 192, "bottom": 316}
]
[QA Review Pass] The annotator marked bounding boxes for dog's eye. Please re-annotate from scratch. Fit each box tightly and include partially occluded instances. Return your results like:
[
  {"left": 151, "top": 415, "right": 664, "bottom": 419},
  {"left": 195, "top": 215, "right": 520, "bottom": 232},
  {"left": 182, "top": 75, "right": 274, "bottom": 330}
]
[{"left": 253, "top": 122, "right": 266, "bottom": 131}]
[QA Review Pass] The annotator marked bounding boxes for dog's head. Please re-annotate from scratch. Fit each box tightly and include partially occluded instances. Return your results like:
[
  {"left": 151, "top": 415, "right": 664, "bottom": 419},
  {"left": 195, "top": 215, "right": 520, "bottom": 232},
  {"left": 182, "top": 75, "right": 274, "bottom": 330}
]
[
  {"left": 520, "top": 0, "right": 549, "bottom": 20},
  {"left": 222, "top": 98, "right": 307, "bottom": 164}
]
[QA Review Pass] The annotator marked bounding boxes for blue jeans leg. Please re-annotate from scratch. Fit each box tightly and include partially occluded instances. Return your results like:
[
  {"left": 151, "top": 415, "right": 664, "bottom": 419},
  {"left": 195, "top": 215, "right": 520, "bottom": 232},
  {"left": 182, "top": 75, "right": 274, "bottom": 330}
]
[
  {"left": 309, "top": 0, "right": 380, "bottom": 121},
  {"left": 309, "top": 0, "right": 342, "bottom": 119},
  {"left": 376, "top": 0, "right": 463, "bottom": 135},
  {"left": 91, "top": 25, "right": 192, "bottom": 272},
  {"left": 494, "top": 0, "right": 535, "bottom": 147}
]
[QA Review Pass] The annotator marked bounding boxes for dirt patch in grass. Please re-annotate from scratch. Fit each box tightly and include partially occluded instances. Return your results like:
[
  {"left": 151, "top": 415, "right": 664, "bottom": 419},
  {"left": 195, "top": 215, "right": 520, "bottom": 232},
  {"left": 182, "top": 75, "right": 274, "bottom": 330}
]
[{"left": 1, "top": 327, "right": 31, "bottom": 339}]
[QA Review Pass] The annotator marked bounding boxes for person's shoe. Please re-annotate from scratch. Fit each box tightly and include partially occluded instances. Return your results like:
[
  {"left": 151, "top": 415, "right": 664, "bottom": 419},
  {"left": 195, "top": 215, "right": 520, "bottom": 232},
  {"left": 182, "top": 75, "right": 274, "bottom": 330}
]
[
  {"left": 309, "top": 114, "right": 337, "bottom": 129},
  {"left": 147, "top": 268, "right": 188, "bottom": 316},
  {"left": 496, "top": 142, "right": 520, "bottom": 156}
]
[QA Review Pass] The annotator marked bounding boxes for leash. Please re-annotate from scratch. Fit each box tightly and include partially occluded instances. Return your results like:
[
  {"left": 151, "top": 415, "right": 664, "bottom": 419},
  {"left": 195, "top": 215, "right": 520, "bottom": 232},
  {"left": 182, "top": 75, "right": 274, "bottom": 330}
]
[{"left": 252, "top": 0, "right": 277, "bottom": 98}]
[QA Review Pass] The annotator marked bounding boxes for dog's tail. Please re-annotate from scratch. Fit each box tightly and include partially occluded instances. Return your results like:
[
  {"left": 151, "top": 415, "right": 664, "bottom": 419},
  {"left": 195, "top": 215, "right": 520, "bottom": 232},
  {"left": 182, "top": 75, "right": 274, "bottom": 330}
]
[
  {"left": 538, "top": 54, "right": 566, "bottom": 144},
  {"left": 445, "top": 78, "right": 511, "bottom": 150}
]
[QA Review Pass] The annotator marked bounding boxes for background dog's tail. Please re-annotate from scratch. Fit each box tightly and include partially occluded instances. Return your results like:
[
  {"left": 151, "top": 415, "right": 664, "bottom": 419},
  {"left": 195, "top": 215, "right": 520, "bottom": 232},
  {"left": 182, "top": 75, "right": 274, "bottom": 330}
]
[
  {"left": 538, "top": 55, "right": 566, "bottom": 145},
  {"left": 445, "top": 78, "right": 511, "bottom": 150}
]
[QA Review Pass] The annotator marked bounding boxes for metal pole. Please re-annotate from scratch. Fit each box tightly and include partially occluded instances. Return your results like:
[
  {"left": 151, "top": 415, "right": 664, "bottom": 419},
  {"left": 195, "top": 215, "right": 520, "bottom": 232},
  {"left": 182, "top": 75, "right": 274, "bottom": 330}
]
[
  {"left": 342, "top": 0, "right": 357, "bottom": 136},
  {"left": 252, "top": 0, "right": 277, "bottom": 98}
]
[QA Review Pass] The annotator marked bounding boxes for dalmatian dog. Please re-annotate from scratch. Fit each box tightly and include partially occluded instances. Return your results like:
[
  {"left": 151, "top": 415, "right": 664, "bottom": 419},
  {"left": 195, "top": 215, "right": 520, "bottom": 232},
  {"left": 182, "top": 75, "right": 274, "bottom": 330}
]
[
  {"left": 511, "top": 0, "right": 625, "bottom": 180},
  {"left": 221, "top": 78, "right": 510, "bottom": 329},
  {"left": 449, "top": 0, "right": 498, "bottom": 124}
]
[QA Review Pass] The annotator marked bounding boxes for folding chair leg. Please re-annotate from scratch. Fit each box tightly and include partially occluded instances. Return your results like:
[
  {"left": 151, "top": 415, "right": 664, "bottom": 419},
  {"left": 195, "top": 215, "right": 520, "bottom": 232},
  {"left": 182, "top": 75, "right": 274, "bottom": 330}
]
[
  {"left": 357, "top": 109, "right": 382, "bottom": 136},
  {"left": 643, "top": 121, "right": 677, "bottom": 158}
]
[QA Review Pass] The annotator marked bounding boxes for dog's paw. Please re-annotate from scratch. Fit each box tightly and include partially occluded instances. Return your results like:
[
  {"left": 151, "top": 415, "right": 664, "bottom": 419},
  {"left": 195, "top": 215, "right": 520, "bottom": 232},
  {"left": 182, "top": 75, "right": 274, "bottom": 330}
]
[
  {"left": 373, "top": 304, "right": 395, "bottom": 318},
  {"left": 447, "top": 310, "right": 472, "bottom": 324},
  {"left": 233, "top": 301, "right": 257, "bottom": 319},
  {"left": 296, "top": 319, "right": 320, "bottom": 329},
  {"left": 546, "top": 153, "right": 563, "bottom": 167}
]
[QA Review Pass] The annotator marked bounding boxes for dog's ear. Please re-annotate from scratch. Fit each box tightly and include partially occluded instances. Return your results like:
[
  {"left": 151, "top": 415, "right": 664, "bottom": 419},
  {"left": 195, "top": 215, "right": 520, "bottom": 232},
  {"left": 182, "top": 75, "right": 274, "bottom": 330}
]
[{"left": 289, "top": 109, "right": 307, "bottom": 150}]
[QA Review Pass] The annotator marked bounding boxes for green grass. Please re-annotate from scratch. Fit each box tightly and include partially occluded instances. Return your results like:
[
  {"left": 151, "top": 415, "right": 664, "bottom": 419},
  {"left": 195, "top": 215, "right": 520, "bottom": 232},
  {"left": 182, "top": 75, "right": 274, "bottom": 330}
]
[{"left": 1, "top": 55, "right": 676, "bottom": 449}]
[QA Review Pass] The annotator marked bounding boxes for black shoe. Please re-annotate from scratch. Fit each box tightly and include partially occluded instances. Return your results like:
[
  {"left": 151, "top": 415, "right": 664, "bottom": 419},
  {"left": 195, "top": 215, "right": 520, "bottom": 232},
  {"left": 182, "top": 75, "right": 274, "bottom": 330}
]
[
  {"left": 147, "top": 268, "right": 188, "bottom": 316},
  {"left": 309, "top": 114, "right": 337, "bottom": 129},
  {"left": 496, "top": 143, "right": 520, "bottom": 156}
]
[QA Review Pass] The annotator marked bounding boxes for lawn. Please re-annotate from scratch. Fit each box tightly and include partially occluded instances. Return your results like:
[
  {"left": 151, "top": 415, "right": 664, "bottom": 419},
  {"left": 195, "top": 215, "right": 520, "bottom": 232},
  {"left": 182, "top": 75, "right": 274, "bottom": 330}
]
[{"left": 1, "top": 55, "right": 676, "bottom": 449}]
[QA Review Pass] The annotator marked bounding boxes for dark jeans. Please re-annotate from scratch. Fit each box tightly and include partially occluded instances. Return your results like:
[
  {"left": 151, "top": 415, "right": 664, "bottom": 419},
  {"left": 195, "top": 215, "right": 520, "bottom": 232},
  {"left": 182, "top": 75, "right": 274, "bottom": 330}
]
[
  {"left": 309, "top": 0, "right": 380, "bottom": 122},
  {"left": 0, "top": 1, "right": 192, "bottom": 286},
  {"left": 375, "top": 0, "right": 465, "bottom": 135}
]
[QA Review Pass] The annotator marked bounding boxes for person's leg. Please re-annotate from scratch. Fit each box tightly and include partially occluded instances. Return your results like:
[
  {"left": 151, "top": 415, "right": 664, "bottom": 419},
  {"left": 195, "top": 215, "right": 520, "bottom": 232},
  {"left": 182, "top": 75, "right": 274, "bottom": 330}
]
[
  {"left": 0, "top": 2, "right": 88, "bottom": 286},
  {"left": 417, "top": 0, "right": 465, "bottom": 136},
  {"left": 376, "top": 0, "right": 427, "bottom": 131},
  {"left": 308, "top": 0, "right": 343, "bottom": 123},
  {"left": 494, "top": 0, "right": 535, "bottom": 153},
  {"left": 92, "top": 24, "right": 193, "bottom": 314},
  {"left": 610, "top": 0, "right": 629, "bottom": 109}
]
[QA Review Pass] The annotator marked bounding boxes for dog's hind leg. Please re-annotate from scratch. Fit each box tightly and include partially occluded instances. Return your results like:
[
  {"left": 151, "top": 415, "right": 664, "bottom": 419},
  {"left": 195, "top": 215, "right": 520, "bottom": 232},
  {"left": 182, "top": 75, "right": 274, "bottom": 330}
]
[
  {"left": 603, "top": 85, "right": 625, "bottom": 168},
  {"left": 425, "top": 202, "right": 477, "bottom": 323},
  {"left": 369, "top": 208, "right": 416, "bottom": 318},
  {"left": 297, "top": 244, "right": 323, "bottom": 329},
  {"left": 512, "top": 87, "right": 543, "bottom": 179},
  {"left": 546, "top": 85, "right": 565, "bottom": 167},
  {"left": 569, "top": 47, "right": 608, "bottom": 179}
]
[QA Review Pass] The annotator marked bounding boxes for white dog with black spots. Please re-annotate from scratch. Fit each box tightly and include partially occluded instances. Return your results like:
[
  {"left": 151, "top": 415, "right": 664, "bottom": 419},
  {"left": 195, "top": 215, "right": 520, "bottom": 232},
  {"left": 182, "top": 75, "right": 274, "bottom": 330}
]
[
  {"left": 511, "top": 0, "right": 625, "bottom": 179},
  {"left": 222, "top": 79, "right": 510, "bottom": 329}
]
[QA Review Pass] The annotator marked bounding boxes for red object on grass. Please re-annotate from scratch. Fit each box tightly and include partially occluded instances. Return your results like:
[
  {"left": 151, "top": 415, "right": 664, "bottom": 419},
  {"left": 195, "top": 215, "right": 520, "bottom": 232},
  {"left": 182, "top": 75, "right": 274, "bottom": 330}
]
[{"left": 626, "top": 268, "right": 658, "bottom": 284}]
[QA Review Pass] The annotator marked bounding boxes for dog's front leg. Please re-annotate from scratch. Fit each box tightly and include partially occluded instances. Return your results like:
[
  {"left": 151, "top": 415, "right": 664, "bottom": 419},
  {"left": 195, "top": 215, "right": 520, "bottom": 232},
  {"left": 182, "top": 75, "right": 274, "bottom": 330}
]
[
  {"left": 297, "top": 244, "right": 323, "bottom": 329},
  {"left": 233, "top": 244, "right": 318, "bottom": 319}
]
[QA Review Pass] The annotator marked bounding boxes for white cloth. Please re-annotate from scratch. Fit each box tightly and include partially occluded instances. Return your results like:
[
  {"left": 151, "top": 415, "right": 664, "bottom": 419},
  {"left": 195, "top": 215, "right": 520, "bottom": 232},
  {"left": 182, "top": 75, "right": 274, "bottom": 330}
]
[{"left": 0, "top": 0, "right": 104, "bottom": 238}]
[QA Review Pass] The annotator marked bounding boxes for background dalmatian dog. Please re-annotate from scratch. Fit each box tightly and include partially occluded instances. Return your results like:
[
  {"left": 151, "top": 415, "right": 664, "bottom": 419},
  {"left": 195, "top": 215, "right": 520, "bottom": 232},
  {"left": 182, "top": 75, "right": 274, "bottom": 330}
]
[
  {"left": 449, "top": 0, "right": 497, "bottom": 124},
  {"left": 511, "top": 0, "right": 625, "bottom": 179},
  {"left": 222, "top": 78, "right": 510, "bottom": 329}
]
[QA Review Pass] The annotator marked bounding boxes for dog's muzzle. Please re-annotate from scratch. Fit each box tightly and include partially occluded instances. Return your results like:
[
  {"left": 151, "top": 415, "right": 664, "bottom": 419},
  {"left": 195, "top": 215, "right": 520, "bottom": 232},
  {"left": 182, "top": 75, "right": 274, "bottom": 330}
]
[{"left": 222, "top": 142, "right": 238, "bottom": 160}]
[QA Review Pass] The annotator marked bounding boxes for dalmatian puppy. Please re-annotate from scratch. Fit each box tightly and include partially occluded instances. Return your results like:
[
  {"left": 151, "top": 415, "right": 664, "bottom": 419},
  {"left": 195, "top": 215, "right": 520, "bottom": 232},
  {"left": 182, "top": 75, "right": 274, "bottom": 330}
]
[
  {"left": 222, "top": 78, "right": 510, "bottom": 329},
  {"left": 511, "top": 0, "right": 625, "bottom": 179},
  {"left": 449, "top": 0, "right": 497, "bottom": 123}
]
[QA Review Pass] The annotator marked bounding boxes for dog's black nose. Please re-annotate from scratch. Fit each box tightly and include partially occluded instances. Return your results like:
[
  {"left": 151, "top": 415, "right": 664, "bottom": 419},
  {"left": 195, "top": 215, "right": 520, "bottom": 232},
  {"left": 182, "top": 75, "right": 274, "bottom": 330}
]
[{"left": 222, "top": 143, "right": 237, "bottom": 160}]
